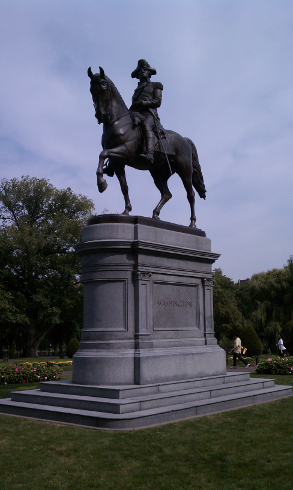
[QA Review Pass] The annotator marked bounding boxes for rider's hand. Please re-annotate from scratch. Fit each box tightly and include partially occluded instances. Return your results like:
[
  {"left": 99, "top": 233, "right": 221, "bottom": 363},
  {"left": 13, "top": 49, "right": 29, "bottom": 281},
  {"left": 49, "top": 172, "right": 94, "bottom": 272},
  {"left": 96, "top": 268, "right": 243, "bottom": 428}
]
[{"left": 131, "top": 101, "right": 143, "bottom": 110}]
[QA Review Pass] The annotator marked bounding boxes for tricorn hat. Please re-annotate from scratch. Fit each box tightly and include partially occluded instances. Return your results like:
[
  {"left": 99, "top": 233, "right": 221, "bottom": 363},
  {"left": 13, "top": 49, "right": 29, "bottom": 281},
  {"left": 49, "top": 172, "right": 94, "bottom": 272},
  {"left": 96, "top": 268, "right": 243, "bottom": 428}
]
[{"left": 131, "top": 59, "right": 157, "bottom": 79}]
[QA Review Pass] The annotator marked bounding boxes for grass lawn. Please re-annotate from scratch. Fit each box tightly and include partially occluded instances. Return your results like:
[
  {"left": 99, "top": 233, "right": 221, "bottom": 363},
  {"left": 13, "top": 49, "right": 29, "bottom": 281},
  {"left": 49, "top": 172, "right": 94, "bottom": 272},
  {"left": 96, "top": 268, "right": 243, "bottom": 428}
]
[
  {"left": 0, "top": 376, "right": 292, "bottom": 490},
  {"left": 226, "top": 353, "right": 279, "bottom": 368}
]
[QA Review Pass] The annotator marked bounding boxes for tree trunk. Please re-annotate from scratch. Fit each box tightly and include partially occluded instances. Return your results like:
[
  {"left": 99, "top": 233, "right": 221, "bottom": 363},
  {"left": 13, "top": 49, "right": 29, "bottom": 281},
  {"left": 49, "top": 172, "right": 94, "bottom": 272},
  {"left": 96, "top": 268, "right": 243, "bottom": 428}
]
[
  {"left": 26, "top": 322, "right": 54, "bottom": 358},
  {"left": 59, "top": 341, "right": 64, "bottom": 358},
  {"left": 26, "top": 321, "right": 38, "bottom": 357}
]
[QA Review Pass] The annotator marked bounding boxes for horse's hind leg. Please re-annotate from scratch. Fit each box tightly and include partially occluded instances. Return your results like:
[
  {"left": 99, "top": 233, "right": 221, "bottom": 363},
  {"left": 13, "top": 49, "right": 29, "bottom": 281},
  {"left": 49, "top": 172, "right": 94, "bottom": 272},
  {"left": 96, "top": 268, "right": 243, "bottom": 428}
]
[
  {"left": 113, "top": 164, "right": 132, "bottom": 215},
  {"left": 151, "top": 173, "right": 172, "bottom": 219},
  {"left": 187, "top": 186, "right": 196, "bottom": 227},
  {"left": 182, "top": 178, "right": 196, "bottom": 227},
  {"left": 175, "top": 164, "right": 196, "bottom": 227}
]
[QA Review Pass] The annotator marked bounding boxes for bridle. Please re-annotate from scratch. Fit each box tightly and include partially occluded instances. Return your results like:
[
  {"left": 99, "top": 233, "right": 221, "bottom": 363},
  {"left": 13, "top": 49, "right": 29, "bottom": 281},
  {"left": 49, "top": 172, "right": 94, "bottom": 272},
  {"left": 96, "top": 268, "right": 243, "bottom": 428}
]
[{"left": 92, "top": 78, "right": 129, "bottom": 126}]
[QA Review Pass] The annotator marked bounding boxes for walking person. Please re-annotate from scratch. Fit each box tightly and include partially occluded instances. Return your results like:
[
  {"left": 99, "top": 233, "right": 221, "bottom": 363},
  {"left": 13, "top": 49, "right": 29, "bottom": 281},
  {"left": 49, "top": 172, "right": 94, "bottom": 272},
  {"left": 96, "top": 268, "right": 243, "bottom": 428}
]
[
  {"left": 277, "top": 333, "right": 286, "bottom": 357},
  {"left": 229, "top": 333, "right": 250, "bottom": 369}
]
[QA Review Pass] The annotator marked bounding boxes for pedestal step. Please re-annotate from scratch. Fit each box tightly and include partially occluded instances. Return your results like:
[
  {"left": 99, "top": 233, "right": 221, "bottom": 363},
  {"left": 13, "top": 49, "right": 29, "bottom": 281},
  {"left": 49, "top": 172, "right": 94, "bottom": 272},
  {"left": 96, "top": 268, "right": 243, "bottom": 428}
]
[
  {"left": 9, "top": 379, "right": 277, "bottom": 414},
  {"left": 0, "top": 374, "right": 291, "bottom": 430},
  {"left": 42, "top": 372, "right": 251, "bottom": 399}
]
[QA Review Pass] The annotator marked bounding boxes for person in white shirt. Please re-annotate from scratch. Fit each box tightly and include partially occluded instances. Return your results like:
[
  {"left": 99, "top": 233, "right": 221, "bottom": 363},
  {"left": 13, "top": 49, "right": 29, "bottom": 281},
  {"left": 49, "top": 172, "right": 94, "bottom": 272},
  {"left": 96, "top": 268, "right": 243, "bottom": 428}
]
[
  {"left": 277, "top": 333, "right": 286, "bottom": 357},
  {"left": 229, "top": 333, "right": 250, "bottom": 369}
]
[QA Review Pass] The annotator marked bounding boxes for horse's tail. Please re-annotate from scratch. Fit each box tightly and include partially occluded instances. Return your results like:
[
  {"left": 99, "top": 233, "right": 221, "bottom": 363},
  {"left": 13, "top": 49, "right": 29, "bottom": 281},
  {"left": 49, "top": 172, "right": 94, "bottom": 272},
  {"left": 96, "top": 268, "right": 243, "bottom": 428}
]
[{"left": 185, "top": 138, "right": 206, "bottom": 199}]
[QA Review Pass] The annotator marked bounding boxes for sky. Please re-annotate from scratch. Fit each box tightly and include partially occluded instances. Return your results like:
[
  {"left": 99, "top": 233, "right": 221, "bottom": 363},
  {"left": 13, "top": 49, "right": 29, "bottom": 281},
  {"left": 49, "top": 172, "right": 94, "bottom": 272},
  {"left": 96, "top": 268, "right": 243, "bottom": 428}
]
[{"left": 0, "top": 0, "right": 292, "bottom": 281}]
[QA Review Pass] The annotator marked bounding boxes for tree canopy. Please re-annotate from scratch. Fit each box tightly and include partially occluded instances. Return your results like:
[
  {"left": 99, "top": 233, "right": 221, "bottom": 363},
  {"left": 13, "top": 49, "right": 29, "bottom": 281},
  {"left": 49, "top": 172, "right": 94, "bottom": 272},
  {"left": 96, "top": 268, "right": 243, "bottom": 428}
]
[
  {"left": 236, "top": 256, "right": 293, "bottom": 351},
  {"left": 213, "top": 257, "right": 293, "bottom": 354},
  {"left": 213, "top": 268, "right": 242, "bottom": 341},
  {"left": 1, "top": 175, "right": 292, "bottom": 358},
  {"left": 0, "top": 176, "right": 94, "bottom": 356}
]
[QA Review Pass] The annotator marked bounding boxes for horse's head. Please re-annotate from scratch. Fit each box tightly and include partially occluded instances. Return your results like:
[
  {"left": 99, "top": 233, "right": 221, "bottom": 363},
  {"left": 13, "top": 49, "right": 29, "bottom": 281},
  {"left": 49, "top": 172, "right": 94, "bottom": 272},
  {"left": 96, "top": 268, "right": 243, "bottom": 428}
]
[{"left": 88, "top": 66, "right": 110, "bottom": 124}]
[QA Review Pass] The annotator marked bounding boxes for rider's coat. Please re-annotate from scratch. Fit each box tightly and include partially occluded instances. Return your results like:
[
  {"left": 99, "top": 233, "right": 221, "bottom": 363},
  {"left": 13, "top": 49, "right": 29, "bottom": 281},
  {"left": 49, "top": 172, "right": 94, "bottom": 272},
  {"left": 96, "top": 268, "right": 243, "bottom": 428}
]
[{"left": 130, "top": 81, "right": 163, "bottom": 118}]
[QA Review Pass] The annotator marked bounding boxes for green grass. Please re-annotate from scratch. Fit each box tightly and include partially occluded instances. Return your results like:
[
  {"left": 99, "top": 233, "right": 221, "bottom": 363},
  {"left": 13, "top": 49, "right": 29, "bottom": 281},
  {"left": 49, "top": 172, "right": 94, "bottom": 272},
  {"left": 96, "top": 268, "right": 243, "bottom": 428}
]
[
  {"left": 0, "top": 381, "right": 41, "bottom": 399},
  {"left": 226, "top": 353, "right": 285, "bottom": 367},
  {"left": 250, "top": 373, "right": 293, "bottom": 385},
  {"left": 0, "top": 376, "right": 292, "bottom": 490}
]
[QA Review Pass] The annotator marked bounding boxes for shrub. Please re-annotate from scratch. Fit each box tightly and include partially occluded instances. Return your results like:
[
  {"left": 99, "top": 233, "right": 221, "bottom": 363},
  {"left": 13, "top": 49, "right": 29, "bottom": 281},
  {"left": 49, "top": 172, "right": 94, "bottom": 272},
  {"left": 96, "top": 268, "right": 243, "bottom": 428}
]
[
  {"left": 255, "top": 356, "right": 293, "bottom": 375},
  {"left": 241, "top": 326, "right": 263, "bottom": 356},
  {"left": 0, "top": 363, "right": 62, "bottom": 384},
  {"left": 218, "top": 336, "right": 232, "bottom": 353},
  {"left": 264, "top": 321, "right": 280, "bottom": 353},
  {"left": 46, "top": 360, "right": 73, "bottom": 368},
  {"left": 66, "top": 338, "right": 80, "bottom": 358}
]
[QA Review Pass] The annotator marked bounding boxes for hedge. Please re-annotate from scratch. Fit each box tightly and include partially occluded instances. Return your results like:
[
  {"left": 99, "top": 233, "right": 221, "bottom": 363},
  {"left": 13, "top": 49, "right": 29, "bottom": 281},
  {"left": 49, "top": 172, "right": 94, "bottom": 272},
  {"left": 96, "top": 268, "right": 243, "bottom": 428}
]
[
  {"left": 0, "top": 363, "right": 63, "bottom": 384},
  {"left": 255, "top": 356, "right": 293, "bottom": 375}
]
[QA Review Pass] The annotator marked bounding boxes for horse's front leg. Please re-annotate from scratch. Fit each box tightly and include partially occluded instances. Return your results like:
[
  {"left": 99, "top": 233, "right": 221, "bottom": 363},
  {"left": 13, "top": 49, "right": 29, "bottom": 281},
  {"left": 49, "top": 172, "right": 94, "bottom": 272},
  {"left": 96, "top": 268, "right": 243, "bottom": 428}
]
[
  {"left": 151, "top": 173, "right": 172, "bottom": 220},
  {"left": 96, "top": 150, "right": 108, "bottom": 193},
  {"left": 114, "top": 164, "right": 132, "bottom": 215},
  {"left": 97, "top": 147, "right": 130, "bottom": 194}
]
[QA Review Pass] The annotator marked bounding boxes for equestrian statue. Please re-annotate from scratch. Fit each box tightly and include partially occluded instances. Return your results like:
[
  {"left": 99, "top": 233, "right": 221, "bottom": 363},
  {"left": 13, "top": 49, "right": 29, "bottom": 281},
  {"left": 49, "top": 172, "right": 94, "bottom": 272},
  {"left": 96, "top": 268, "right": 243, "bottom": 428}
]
[{"left": 87, "top": 60, "right": 206, "bottom": 228}]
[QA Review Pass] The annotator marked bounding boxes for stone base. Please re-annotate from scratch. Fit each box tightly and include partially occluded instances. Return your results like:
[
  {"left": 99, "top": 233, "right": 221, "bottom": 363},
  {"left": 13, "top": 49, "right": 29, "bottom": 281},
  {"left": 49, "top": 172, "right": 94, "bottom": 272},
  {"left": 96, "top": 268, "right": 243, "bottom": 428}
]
[
  {"left": 72, "top": 345, "right": 226, "bottom": 386},
  {"left": 1, "top": 216, "right": 291, "bottom": 429},
  {"left": 73, "top": 215, "right": 225, "bottom": 386},
  {"left": 0, "top": 373, "right": 291, "bottom": 430}
]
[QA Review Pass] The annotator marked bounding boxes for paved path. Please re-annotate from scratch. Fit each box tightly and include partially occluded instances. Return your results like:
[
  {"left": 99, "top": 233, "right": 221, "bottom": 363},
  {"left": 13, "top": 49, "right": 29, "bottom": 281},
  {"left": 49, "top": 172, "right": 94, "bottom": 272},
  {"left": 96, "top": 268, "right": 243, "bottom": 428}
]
[{"left": 227, "top": 366, "right": 256, "bottom": 372}]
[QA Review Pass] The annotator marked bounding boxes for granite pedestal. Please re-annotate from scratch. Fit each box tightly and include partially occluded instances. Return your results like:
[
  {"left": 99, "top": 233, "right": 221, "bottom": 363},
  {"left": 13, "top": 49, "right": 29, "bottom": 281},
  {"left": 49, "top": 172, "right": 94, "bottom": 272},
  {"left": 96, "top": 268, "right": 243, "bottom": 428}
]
[
  {"left": 72, "top": 215, "right": 225, "bottom": 385},
  {"left": 0, "top": 216, "right": 292, "bottom": 429}
]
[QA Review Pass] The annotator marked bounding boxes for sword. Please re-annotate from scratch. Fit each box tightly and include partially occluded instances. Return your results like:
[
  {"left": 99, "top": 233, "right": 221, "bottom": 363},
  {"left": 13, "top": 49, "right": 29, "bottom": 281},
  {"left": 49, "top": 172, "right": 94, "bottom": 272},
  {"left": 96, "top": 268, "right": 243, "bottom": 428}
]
[{"left": 149, "top": 109, "right": 172, "bottom": 176}]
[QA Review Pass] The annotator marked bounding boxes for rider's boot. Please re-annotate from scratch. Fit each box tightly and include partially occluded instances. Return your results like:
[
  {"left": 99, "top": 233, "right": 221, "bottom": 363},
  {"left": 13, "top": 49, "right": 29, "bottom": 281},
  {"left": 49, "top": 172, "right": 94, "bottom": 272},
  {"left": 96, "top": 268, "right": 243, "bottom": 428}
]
[{"left": 139, "top": 131, "right": 155, "bottom": 164}]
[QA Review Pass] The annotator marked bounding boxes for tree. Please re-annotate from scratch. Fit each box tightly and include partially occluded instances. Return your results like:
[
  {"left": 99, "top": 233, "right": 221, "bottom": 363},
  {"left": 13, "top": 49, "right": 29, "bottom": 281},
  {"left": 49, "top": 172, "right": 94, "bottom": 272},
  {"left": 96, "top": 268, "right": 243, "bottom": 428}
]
[
  {"left": 0, "top": 285, "right": 27, "bottom": 355},
  {"left": 283, "top": 321, "right": 293, "bottom": 356},
  {"left": 213, "top": 268, "right": 242, "bottom": 341},
  {"left": 237, "top": 258, "right": 293, "bottom": 351},
  {"left": 241, "top": 325, "right": 263, "bottom": 356},
  {"left": 66, "top": 338, "right": 80, "bottom": 358},
  {"left": 46, "top": 281, "right": 83, "bottom": 357},
  {"left": 0, "top": 176, "right": 94, "bottom": 356}
]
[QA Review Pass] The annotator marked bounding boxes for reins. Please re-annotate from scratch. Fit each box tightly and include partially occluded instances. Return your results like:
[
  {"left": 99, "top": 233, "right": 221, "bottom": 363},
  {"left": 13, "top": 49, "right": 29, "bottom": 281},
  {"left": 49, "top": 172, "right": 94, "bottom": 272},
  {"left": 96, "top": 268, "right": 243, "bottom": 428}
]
[{"left": 102, "top": 80, "right": 129, "bottom": 126}]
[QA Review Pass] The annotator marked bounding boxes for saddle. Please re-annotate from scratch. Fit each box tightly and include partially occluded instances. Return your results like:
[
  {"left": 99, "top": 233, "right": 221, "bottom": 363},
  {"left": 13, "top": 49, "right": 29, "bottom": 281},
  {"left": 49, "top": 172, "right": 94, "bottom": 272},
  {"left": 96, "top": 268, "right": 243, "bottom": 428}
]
[
  {"left": 129, "top": 110, "right": 165, "bottom": 140},
  {"left": 103, "top": 113, "right": 174, "bottom": 176}
]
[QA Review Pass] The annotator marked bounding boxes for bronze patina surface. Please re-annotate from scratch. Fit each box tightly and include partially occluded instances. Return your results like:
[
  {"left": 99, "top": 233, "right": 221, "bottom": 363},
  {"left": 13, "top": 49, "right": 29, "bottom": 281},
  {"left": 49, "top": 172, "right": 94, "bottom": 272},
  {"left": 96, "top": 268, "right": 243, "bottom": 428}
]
[{"left": 88, "top": 62, "right": 206, "bottom": 228}]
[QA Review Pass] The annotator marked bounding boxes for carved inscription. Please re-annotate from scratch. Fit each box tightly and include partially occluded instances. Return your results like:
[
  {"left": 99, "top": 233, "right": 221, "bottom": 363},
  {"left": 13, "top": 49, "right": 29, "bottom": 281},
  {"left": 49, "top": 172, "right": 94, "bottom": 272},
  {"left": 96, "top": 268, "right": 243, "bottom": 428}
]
[
  {"left": 153, "top": 281, "right": 199, "bottom": 330},
  {"left": 157, "top": 300, "right": 192, "bottom": 308}
]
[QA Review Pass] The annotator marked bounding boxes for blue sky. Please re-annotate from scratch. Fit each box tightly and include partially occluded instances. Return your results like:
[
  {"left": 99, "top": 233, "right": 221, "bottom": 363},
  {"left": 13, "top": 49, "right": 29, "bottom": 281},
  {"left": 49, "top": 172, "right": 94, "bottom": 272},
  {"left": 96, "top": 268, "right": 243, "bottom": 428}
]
[{"left": 0, "top": 0, "right": 292, "bottom": 281}]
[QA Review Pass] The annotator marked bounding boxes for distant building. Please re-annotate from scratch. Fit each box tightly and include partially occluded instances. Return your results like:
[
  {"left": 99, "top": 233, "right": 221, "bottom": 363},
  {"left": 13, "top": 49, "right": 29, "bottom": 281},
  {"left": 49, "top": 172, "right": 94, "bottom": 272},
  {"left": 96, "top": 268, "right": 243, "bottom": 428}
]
[{"left": 238, "top": 278, "right": 250, "bottom": 285}]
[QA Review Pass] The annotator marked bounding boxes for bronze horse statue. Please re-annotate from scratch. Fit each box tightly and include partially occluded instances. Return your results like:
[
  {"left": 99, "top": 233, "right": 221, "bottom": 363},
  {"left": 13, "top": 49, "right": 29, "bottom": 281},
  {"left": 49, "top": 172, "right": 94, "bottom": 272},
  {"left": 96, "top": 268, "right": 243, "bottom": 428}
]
[{"left": 88, "top": 67, "right": 206, "bottom": 228}]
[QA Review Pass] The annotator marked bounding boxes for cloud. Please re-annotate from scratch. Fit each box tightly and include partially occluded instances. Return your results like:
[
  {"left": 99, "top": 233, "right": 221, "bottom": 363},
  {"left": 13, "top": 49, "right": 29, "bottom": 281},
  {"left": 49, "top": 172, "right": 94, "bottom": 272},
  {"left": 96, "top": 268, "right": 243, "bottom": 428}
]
[{"left": 0, "top": 0, "right": 292, "bottom": 281}]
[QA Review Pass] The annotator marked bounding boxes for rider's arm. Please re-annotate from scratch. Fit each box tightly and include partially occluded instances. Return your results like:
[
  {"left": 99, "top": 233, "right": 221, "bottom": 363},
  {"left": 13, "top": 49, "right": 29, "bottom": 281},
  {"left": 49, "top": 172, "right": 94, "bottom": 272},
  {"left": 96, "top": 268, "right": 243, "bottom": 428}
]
[{"left": 141, "top": 82, "right": 163, "bottom": 110}]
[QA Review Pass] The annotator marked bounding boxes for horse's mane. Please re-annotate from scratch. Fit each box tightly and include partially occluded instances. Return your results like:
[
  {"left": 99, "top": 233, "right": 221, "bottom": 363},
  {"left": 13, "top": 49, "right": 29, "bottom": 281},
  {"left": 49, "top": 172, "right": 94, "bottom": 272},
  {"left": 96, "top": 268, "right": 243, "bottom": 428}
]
[{"left": 105, "top": 76, "right": 128, "bottom": 112}]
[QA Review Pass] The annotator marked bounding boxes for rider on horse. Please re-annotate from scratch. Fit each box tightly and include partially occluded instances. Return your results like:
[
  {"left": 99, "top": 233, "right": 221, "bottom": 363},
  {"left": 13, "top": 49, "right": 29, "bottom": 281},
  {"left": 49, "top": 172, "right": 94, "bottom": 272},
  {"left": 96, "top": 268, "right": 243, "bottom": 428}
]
[
  {"left": 88, "top": 64, "right": 206, "bottom": 227},
  {"left": 129, "top": 59, "right": 164, "bottom": 165}
]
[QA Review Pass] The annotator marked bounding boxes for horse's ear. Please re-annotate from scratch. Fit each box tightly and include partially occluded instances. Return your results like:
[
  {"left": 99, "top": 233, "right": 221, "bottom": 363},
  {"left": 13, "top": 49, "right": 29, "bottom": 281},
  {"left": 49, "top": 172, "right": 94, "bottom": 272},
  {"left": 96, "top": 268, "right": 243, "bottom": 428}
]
[
  {"left": 99, "top": 66, "right": 105, "bottom": 79},
  {"left": 87, "top": 67, "right": 93, "bottom": 79}
]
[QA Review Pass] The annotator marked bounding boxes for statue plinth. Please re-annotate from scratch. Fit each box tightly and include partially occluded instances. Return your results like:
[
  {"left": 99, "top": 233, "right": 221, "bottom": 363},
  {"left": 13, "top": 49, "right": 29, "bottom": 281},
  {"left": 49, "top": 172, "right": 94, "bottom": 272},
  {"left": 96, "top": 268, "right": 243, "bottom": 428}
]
[
  {"left": 72, "top": 215, "right": 225, "bottom": 385},
  {"left": 2, "top": 215, "right": 290, "bottom": 429}
]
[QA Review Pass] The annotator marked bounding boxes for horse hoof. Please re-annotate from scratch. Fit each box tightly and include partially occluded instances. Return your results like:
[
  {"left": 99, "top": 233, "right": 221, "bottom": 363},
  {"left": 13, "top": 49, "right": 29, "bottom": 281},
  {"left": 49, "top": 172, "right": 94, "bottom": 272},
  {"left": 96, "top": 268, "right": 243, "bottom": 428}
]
[
  {"left": 152, "top": 214, "right": 160, "bottom": 220},
  {"left": 189, "top": 222, "right": 196, "bottom": 228},
  {"left": 98, "top": 179, "right": 108, "bottom": 193}
]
